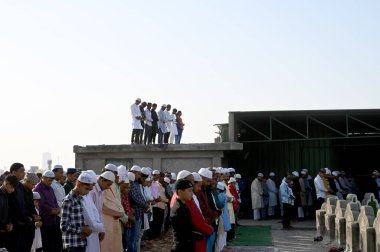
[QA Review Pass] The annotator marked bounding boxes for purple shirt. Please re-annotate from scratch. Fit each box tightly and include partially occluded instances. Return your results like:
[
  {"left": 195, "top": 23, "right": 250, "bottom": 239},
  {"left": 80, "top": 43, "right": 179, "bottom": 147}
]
[{"left": 33, "top": 182, "right": 59, "bottom": 226}]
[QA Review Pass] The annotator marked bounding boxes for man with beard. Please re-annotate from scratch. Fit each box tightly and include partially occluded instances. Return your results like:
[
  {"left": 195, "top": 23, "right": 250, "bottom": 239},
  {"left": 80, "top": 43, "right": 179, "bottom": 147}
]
[{"left": 251, "top": 173, "right": 264, "bottom": 221}]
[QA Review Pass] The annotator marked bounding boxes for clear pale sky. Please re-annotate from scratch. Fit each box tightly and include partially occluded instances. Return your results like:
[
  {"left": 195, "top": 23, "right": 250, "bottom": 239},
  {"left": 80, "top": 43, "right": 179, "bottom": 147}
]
[{"left": 1, "top": 1, "right": 379, "bottom": 170}]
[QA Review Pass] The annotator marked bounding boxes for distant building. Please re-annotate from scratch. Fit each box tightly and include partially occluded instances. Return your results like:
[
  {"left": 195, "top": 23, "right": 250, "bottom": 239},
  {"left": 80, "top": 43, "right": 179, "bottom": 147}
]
[{"left": 42, "top": 152, "right": 52, "bottom": 170}]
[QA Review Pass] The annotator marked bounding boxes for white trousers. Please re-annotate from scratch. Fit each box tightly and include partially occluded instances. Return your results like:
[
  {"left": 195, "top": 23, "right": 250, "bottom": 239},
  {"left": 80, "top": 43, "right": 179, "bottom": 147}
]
[
  {"left": 253, "top": 209, "right": 261, "bottom": 220},
  {"left": 298, "top": 206, "right": 304, "bottom": 218}
]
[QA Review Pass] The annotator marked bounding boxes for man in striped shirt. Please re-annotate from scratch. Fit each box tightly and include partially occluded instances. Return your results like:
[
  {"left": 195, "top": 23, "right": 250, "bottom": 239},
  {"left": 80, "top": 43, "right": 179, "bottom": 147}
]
[{"left": 61, "top": 172, "right": 93, "bottom": 252}]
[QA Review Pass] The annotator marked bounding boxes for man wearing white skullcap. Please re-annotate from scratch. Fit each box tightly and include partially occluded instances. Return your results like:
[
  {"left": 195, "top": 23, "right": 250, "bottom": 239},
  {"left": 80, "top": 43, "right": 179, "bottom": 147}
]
[
  {"left": 266, "top": 172, "right": 278, "bottom": 218},
  {"left": 100, "top": 167, "right": 125, "bottom": 252},
  {"left": 79, "top": 171, "right": 105, "bottom": 252},
  {"left": 61, "top": 171, "right": 94, "bottom": 251},
  {"left": 251, "top": 173, "right": 264, "bottom": 221},
  {"left": 87, "top": 171, "right": 115, "bottom": 250},
  {"left": 127, "top": 164, "right": 148, "bottom": 252},
  {"left": 131, "top": 98, "right": 143, "bottom": 144},
  {"left": 194, "top": 168, "right": 219, "bottom": 251}
]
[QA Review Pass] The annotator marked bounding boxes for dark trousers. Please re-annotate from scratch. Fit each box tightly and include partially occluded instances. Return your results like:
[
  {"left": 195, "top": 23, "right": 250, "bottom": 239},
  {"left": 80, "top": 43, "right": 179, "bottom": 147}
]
[
  {"left": 41, "top": 225, "right": 62, "bottom": 252},
  {"left": 0, "top": 232, "right": 10, "bottom": 250},
  {"left": 316, "top": 197, "right": 325, "bottom": 210},
  {"left": 67, "top": 247, "right": 86, "bottom": 252},
  {"left": 144, "top": 124, "right": 152, "bottom": 144},
  {"left": 163, "top": 132, "right": 170, "bottom": 144},
  {"left": 131, "top": 129, "right": 142, "bottom": 144},
  {"left": 282, "top": 203, "right": 293, "bottom": 228},
  {"left": 158, "top": 129, "right": 164, "bottom": 144},
  {"left": 8, "top": 224, "right": 35, "bottom": 252},
  {"left": 151, "top": 207, "right": 165, "bottom": 239},
  {"left": 139, "top": 124, "right": 144, "bottom": 144}
]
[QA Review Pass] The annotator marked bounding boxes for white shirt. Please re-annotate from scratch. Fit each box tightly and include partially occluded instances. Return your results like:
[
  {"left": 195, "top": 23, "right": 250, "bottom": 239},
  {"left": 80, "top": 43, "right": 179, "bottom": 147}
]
[
  {"left": 89, "top": 183, "right": 104, "bottom": 222},
  {"left": 82, "top": 194, "right": 104, "bottom": 252},
  {"left": 144, "top": 109, "right": 153, "bottom": 126},
  {"left": 51, "top": 180, "right": 65, "bottom": 208},
  {"left": 130, "top": 103, "right": 143, "bottom": 129},
  {"left": 314, "top": 174, "right": 328, "bottom": 199}
]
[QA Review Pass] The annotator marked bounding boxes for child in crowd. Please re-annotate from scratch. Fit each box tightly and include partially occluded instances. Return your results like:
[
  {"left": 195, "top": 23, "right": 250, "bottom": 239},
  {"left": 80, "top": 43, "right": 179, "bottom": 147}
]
[
  {"left": 170, "top": 179, "right": 196, "bottom": 252},
  {"left": 31, "top": 192, "right": 43, "bottom": 252}
]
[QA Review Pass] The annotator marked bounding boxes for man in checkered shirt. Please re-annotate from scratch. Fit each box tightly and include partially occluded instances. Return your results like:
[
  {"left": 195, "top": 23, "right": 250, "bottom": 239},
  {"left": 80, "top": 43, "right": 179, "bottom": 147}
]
[{"left": 60, "top": 172, "right": 93, "bottom": 252}]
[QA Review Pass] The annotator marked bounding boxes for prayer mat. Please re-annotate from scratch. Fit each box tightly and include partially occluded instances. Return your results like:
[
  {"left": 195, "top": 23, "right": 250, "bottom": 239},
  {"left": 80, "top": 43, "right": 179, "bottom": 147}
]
[{"left": 228, "top": 225, "right": 272, "bottom": 247}]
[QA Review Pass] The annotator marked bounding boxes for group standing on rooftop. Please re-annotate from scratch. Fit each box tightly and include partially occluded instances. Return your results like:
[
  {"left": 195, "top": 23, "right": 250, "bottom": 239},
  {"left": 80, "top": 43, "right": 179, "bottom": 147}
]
[{"left": 131, "top": 98, "right": 185, "bottom": 145}]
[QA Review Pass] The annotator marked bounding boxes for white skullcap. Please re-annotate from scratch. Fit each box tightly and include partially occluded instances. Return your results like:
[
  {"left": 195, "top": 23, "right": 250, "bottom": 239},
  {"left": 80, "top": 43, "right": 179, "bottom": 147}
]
[
  {"left": 43, "top": 171, "right": 55, "bottom": 178},
  {"left": 78, "top": 172, "right": 93, "bottom": 184},
  {"left": 130, "top": 165, "right": 142, "bottom": 172},
  {"left": 33, "top": 192, "right": 41, "bottom": 200},
  {"left": 324, "top": 168, "right": 331, "bottom": 175},
  {"left": 141, "top": 167, "right": 152, "bottom": 176},
  {"left": 216, "top": 182, "right": 225, "bottom": 191},
  {"left": 117, "top": 165, "right": 127, "bottom": 177},
  {"left": 128, "top": 172, "right": 135, "bottom": 182},
  {"left": 269, "top": 172, "right": 275, "bottom": 176},
  {"left": 228, "top": 168, "right": 235, "bottom": 173},
  {"left": 100, "top": 171, "right": 115, "bottom": 182},
  {"left": 234, "top": 174, "right": 242, "bottom": 179},
  {"left": 192, "top": 172, "right": 202, "bottom": 182},
  {"left": 105, "top": 164, "right": 117, "bottom": 172},
  {"left": 302, "top": 169, "right": 308, "bottom": 172},
  {"left": 228, "top": 177, "right": 236, "bottom": 183},
  {"left": 164, "top": 177, "right": 171, "bottom": 184},
  {"left": 161, "top": 104, "right": 166, "bottom": 107},
  {"left": 152, "top": 170, "right": 160, "bottom": 175},
  {"left": 332, "top": 171, "right": 339, "bottom": 177},
  {"left": 214, "top": 168, "right": 222, "bottom": 174},
  {"left": 136, "top": 98, "right": 141, "bottom": 102},
  {"left": 292, "top": 171, "right": 299, "bottom": 177},
  {"left": 198, "top": 168, "right": 212, "bottom": 179},
  {"left": 53, "top": 164, "right": 63, "bottom": 170},
  {"left": 224, "top": 168, "right": 231, "bottom": 174},
  {"left": 171, "top": 173, "right": 177, "bottom": 180},
  {"left": 300, "top": 170, "right": 307, "bottom": 175},
  {"left": 177, "top": 170, "right": 192, "bottom": 180},
  {"left": 257, "top": 173, "right": 264, "bottom": 177},
  {"left": 85, "top": 170, "right": 98, "bottom": 184},
  {"left": 121, "top": 176, "right": 130, "bottom": 184}
]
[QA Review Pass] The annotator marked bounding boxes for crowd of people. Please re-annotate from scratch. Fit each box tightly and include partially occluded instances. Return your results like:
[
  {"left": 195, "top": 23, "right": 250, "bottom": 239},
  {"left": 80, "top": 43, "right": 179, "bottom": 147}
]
[
  {"left": 0, "top": 163, "right": 241, "bottom": 252},
  {"left": 130, "top": 98, "right": 185, "bottom": 145},
  {"left": 248, "top": 168, "right": 358, "bottom": 229}
]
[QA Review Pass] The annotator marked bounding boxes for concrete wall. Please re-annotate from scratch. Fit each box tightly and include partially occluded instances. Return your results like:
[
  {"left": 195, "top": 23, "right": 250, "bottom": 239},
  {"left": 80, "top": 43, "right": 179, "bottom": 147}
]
[{"left": 74, "top": 143, "right": 243, "bottom": 174}]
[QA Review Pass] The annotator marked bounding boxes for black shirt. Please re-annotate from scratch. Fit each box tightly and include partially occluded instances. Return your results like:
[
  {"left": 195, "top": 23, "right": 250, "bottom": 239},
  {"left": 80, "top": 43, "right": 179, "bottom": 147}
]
[
  {"left": 170, "top": 198, "right": 195, "bottom": 252},
  {"left": 0, "top": 189, "right": 10, "bottom": 230}
]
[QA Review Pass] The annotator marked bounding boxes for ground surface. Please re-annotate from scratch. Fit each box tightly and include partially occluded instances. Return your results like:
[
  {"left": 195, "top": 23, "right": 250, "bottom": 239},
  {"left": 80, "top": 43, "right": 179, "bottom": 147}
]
[{"left": 141, "top": 218, "right": 330, "bottom": 252}]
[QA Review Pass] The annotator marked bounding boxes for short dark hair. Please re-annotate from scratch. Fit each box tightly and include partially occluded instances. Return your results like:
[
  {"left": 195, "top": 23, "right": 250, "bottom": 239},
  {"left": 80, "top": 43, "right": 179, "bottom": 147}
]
[
  {"left": 10, "top": 163, "right": 24, "bottom": 173},
  {"left": 152, "top": 103, "right": 157, "bottom": 107},
  {"left": 5, "top": 174, "right": 18, "bottom": 188},
  {"left": 159, "top": 172, "right": 165, "bottom": 177},
  {"left": 147, "top": 102, "right": 152, "bottom": 106}
]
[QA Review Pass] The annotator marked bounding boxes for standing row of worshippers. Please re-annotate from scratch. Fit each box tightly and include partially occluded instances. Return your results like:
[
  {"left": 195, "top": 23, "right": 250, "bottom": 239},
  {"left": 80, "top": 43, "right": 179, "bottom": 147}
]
[
  {"left": 249, "top": 168, "right": 356, "bottom": 229},
  {"left": 130, "top": 98, "right": 185, "bottom": 145},
  {"left": 0, "top": 163, "right": 241, "bottom": 252}
]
